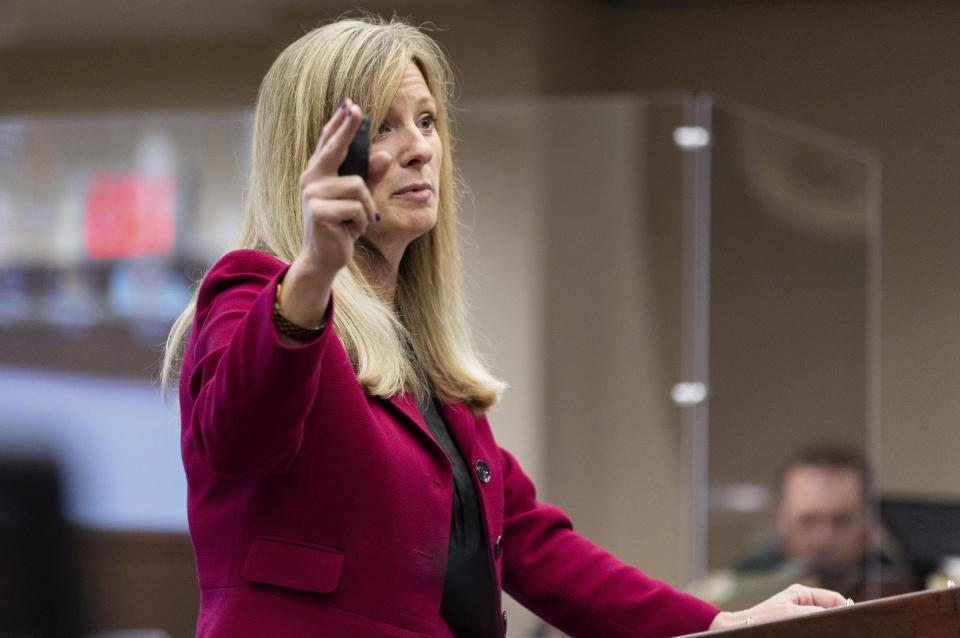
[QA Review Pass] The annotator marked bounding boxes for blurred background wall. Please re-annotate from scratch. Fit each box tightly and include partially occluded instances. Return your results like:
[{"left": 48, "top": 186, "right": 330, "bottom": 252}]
[{"left": 2, "top": 1, "right": 959, "bottom": 636}]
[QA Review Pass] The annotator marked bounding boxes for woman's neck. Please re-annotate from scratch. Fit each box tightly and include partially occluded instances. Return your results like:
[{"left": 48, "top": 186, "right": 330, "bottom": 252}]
[{"left": 356, "top": 239, "right": 399, "bottom": 304}]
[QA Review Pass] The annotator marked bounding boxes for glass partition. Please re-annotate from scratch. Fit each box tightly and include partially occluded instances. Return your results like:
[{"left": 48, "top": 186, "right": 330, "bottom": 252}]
[
  {"left": 695, "top": 94, "right": 882, "bottom": 600},
  {"left": 456, "top": 93, "right": 881, "bottom": 632}
]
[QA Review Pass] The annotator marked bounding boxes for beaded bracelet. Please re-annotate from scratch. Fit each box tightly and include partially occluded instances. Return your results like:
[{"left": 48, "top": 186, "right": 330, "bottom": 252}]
[{"left": 272, "top": 280, "right": 325, "bottom": 342}]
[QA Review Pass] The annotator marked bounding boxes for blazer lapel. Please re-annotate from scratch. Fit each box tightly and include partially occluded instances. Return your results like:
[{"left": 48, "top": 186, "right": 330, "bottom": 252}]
[
  {"left": 383, "top": 393, "right": 452, "bottom": 467},
  {"left": 384, "top": 396, "right": 486, "bottom": 498},
  {"left": 385, "top": 393, "right": 431, "bottom": 438}
]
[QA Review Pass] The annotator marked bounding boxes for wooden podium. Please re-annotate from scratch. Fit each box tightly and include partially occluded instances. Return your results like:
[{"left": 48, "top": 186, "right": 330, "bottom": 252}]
[{"left": 681, "top": 588, "right": 960, "bottom": 637}]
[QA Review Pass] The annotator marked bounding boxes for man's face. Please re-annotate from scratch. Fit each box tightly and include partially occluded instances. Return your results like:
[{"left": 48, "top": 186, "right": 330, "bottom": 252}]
[{"left": 775, "top": 466, "right": 870, "bottom": 574}]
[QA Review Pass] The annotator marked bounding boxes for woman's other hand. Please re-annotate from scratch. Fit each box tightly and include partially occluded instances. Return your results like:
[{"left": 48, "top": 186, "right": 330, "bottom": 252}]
[
  {"left": 708, "top": 583, "right": 847, "bottom": 630},
  {"left": 280, "top": 99, "right": 391, "bottom": 330}
]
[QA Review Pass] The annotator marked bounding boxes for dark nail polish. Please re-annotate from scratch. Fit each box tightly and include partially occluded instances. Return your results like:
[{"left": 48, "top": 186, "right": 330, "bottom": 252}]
[
  {"left": 375, "top": 213, "right": 381, "bottom": 222},
  {"left": 339, "top": 99, "right": 346, "bottom": 110}
]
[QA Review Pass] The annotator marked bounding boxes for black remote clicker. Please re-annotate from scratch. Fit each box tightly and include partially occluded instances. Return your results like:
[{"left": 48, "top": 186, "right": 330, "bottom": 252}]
[{"left": 338, "top": 116, "right": 370, "bottom": 179}]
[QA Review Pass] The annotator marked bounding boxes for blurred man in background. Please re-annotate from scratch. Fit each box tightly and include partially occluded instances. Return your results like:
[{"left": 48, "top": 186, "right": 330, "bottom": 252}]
[{"left": 696, "top": 444, "right": 915, "bottom": 609}]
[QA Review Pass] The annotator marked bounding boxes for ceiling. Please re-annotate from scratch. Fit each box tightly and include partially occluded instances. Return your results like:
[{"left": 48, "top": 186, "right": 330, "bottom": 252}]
[{"left": 0, "top": 0, "right": 857, "bottom": 48}]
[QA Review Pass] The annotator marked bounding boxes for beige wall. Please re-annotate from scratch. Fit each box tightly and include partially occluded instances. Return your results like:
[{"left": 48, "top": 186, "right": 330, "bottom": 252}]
[{"left": 565, "top": 1, "right": 960, "bottom": 503}]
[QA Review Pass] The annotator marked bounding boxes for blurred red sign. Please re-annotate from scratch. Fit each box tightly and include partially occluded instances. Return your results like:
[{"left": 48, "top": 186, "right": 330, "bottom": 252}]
[{"left": 83, "top": 173, "right": 176, "bottom": 259}]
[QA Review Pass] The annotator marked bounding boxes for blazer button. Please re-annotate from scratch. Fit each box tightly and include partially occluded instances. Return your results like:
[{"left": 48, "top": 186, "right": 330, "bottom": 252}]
[
  {"left": 474, "top": 460, "right": 491, "bottom": 483},
  {"left": 494, "top": 535, "right": 503, "bottom": 558}
]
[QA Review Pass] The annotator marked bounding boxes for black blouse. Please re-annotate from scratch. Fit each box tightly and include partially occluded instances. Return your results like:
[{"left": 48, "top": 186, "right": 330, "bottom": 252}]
[{"left": 414, "top": 395, "right": 499, "bottom": 638}]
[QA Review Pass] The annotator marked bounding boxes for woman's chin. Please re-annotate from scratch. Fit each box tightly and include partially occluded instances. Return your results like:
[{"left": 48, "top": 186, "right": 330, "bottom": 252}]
[{"left": 364, "top": 209, "right": 438, "bottom": 259}]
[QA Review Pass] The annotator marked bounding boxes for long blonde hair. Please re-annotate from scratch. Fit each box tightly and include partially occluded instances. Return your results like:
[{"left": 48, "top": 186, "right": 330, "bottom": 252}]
[{"left": 161, "top": 15, "right": 504, "bottom": 411}]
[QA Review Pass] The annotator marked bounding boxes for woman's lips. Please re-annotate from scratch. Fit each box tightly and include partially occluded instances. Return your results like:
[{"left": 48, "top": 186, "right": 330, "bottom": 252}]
[{"left": 392, "top": 183, "right": 432, "bottom": 201}]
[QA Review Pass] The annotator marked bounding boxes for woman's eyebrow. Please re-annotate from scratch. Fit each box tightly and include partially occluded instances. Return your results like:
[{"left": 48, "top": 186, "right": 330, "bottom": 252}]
[
  {"left": 384, "top": 95, "right": 435, "bottom": 116},
  {"left": 415, "top": 93, "right": 437, "bottom": 108}
]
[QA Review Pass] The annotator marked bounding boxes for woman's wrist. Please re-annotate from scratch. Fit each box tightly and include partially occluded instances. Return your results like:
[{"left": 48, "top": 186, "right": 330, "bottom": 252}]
[
  {"left": 277, "top": 256, "right": 335, "bottom": 329},
  {"left": 709, "top": 610, "right": 745, "bottom": 630},
  {"left": 272, "top": 279, "right": 326, "bottom": 343}
]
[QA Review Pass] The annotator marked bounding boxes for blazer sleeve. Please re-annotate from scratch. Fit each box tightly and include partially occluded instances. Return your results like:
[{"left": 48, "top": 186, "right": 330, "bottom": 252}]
[
  {"left": 181, "top": 249, "right": 336, "bottom": 476},
  {"left": 499, "top": 448, "right": 720, "bottom": 638}
]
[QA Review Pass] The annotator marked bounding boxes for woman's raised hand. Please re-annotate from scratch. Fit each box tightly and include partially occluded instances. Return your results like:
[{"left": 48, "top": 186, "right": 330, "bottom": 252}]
[
  {"left": 709, "top": 583, "right": 848, "bottom": 630},
  {"left": 277, "top": 100, "right": 390, "bottom": 331},
  {"left": 298, "top": 99, "right": 389, "bottom": 274}
]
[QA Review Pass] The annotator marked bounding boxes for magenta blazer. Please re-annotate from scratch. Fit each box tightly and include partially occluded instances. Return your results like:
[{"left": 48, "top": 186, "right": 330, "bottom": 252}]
[{"left": 180, "top": 249, "right": 719, "bottom": 637}]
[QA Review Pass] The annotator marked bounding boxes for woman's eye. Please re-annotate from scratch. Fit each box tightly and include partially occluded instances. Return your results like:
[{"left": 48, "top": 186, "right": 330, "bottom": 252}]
[{"left": 418, "top": 114, "right": 437, "bottom": 132}]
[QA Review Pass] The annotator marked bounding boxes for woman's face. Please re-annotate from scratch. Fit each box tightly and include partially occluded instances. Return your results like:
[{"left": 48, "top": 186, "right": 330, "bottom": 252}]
[{"left": 365, "top": 62, "right": 443, "bottom": 268}]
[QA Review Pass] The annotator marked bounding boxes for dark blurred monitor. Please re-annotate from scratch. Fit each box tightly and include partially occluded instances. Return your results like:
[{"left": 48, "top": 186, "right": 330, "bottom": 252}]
[
  {"left": 0, "top": 455, "right": 81, "bottom": 638},
  {"left": 880, "top": 497, "right": 960, "bottom": 579}
]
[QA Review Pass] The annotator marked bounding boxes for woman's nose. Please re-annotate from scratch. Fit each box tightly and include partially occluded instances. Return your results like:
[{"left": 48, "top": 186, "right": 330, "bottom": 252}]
[{"left": 396, "top": 126, "right": 433, "bottom": 168}]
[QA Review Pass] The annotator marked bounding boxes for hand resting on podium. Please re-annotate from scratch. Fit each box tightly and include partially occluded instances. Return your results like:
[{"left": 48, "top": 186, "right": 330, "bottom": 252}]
[{"left": 708, "top": 583, "right": 847, "bottom": 629}]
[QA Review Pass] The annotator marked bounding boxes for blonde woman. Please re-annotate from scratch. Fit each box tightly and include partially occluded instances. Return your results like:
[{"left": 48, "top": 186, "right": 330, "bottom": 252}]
[{"left": 162, "top": 15, "right": 846, "bottom": 638}]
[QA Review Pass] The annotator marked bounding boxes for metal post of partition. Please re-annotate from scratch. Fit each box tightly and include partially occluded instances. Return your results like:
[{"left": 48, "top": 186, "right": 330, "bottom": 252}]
[
  {"left": 864, "top": 153, "right": 884, "bottom": 603},
  {"left": 672, "top": 93, "right": 714, "bottom": 583}
]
